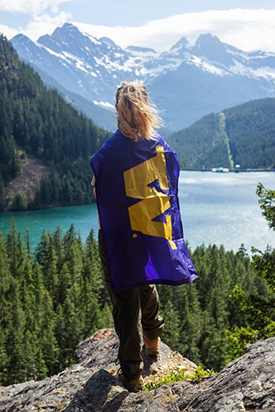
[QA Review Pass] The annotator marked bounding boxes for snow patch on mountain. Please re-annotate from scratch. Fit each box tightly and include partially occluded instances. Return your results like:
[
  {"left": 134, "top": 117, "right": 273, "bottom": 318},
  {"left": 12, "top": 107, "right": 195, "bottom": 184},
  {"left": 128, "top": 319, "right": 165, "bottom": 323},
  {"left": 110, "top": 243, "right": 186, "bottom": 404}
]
[
  {"left": 93, "top": 100, "right": 115, "bottom": 110},
  {"left": 11, "top": 23, "right": 275, "bottom": 130},
  {"left": 12, "top": 23, "right": 275, "bottom": 85},
  {"left": 187, "top": 55, "right": 228, "bottom": 76}
]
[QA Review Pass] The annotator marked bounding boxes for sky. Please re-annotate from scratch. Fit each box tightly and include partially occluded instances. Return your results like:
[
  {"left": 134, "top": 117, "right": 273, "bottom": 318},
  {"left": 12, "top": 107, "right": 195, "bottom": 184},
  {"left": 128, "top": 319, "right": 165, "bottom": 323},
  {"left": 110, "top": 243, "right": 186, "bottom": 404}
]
[{"left": 1, "top": 0, "right": 275, "bottom": 53}]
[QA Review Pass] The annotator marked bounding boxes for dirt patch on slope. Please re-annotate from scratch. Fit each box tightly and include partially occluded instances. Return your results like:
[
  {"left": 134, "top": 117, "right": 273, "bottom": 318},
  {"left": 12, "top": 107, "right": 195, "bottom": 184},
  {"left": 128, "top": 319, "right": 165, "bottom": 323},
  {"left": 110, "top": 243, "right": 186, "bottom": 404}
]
[{"left": 5, "top": 151, "right": 50, "bottom": 209}]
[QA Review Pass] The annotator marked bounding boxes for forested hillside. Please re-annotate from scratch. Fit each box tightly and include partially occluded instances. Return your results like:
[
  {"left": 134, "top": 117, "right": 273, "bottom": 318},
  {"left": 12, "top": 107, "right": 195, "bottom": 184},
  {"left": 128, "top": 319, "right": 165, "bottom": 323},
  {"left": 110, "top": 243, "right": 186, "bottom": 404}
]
[
  {"left": 0, "top": 34, "right": 109, "bottom": 211},
  {"left": 168, "top": 98, "right": 275, "bottom": 169},
  {"left": 0, "top": 221, "right": 268, "bottom": 386}
]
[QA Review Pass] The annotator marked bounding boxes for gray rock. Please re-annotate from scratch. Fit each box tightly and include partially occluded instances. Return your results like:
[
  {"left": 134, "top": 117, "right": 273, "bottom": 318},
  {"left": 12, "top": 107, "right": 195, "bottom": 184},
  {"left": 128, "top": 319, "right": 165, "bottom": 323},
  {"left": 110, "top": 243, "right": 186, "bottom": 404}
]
[{"left": 0, "top": 330, "right": 274, "bottom": 412}]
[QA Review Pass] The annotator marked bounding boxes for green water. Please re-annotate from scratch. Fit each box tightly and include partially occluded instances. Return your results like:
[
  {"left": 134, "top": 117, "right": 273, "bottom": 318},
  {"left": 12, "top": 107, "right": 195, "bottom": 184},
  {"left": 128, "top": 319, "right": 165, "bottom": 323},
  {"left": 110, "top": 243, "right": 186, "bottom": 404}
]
[
  {"left": 0, "top": 171, "right": 274, "bottom": 252},
  {"left": 0, "top": 203, "right": 99, "bottom": 249}
]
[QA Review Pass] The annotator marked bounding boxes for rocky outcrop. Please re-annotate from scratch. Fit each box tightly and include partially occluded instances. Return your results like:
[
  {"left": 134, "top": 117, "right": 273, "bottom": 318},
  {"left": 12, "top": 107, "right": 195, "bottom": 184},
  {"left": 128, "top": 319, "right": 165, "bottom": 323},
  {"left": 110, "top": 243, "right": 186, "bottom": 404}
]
[{"left": 0, "top": 329, "right": 274, "bottom": 412}]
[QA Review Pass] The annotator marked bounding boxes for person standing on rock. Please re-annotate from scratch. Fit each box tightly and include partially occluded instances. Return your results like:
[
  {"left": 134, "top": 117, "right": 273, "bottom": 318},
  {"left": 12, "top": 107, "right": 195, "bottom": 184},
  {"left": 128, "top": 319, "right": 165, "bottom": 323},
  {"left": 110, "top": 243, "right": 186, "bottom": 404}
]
[{"left": 91, "top": 81, "right": 197, "bottom": 392}]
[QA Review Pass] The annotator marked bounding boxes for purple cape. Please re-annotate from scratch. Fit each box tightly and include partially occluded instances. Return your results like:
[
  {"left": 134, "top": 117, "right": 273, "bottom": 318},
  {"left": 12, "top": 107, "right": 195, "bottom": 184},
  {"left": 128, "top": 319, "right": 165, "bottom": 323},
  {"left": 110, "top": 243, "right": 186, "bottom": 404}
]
[{"left": 91, "top": 129, "right": 198, "bottom": 292}]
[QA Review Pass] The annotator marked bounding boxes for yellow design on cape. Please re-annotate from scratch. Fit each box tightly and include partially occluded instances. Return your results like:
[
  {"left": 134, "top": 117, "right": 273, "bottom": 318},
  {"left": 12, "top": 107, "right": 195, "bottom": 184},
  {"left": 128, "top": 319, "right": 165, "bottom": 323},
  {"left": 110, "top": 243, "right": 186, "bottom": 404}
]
[{"left": 123, "top": 145, "right": 177, "bottom": 249}]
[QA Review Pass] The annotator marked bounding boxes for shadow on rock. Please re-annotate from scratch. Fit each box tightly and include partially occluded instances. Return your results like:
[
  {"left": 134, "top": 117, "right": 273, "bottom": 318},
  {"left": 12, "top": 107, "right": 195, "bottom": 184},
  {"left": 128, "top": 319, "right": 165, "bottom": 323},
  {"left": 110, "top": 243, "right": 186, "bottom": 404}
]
[{"left": 63, "top": 369, "right": 129, "bottom": 412}]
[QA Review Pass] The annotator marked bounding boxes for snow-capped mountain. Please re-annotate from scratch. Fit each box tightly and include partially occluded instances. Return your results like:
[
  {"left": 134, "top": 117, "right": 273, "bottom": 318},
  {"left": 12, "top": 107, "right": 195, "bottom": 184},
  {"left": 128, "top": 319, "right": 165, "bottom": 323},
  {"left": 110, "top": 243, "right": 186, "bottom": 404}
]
[
  {"left": 12, "top": 24, "right": 136, "bottom": 107},
  {"left": 160, "top": 33, "right": 275, "bottom": 81},
  {"left": 11, "top": 23, "right": 275, "bottom": 131}
]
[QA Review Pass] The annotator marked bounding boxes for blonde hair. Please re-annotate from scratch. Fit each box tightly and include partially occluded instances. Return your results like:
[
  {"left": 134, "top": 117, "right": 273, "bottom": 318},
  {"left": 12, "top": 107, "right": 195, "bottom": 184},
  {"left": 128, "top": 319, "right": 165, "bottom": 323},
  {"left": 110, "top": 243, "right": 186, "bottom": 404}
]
[{"left": 115, "top": 81, "right": 162, "bottom": 142}]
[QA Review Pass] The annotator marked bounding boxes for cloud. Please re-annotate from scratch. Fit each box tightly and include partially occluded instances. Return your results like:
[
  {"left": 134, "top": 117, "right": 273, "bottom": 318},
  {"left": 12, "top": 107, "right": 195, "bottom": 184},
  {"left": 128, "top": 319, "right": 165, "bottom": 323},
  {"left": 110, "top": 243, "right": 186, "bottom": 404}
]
[
  {"left": 0, "top": 0, "right": 72, "bottom": 41},
  {"left": 23, "top": 11, "right": 71, "bottom": 40},
  {"left": 1, "top": 7, "right": 275, "bottom": 55},
  {"left": 75, "top": 8, "right": 275, "bottom": 53},
  {"left": 0, "top": 0, "right": 71, "bottom": 15},
  {"left": 0, "top": 23, "right": 19, "bottom": 38},
  {"left": 0, "top": 10, "right": 71, "bottom": 41}
]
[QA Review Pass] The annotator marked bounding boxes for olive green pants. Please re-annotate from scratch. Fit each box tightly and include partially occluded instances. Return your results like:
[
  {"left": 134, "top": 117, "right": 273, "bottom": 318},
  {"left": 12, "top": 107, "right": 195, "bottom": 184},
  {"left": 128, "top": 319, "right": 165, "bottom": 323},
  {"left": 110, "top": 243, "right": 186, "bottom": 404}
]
[{"left": 98, "top": 229, "right": 164, "bottom": 380}]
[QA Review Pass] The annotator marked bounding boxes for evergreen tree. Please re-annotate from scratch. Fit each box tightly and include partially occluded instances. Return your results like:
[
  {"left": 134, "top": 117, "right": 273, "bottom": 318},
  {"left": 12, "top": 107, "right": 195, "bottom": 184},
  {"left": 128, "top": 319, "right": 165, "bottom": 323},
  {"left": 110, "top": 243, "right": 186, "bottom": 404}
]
[
  {"left": 4, "top": 276, "right": 26, "bottom": 384},
  {"left": 161, "top": 300, "right": 181, "bottom": 350},
  {"left": 38, "top": 290, "right": 60, "bottom": 376},
  {"left": 0, "top": 176, "right": 4, "bottom": 210},
  {"left": 0, "top": 232, "right": 13, "bottom": 383},
  {"left": 61, "top": 288, "right": 81, "bottom": 367},
  {"left": 256, "top": 183, "right": 275, "bottom": 230},
  {"left": 177, "top": 284, "right": 202, "bottom": 365},
  {"left": 227, "top": 183, "right": 275, "bottom": 359}
]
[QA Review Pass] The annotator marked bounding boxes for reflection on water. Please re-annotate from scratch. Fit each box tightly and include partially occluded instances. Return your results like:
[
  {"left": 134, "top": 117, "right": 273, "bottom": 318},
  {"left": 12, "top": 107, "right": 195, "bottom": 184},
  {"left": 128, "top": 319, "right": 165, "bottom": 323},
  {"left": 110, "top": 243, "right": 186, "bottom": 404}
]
[
  {"left": 0, "top": 171, "right": 274, "bottom": 253},
  {"left": 180, "top": 171, "right": 271, "bottom": 185},
  {"left": 179, "top": 171, "right": 274, "bottom": 253}
]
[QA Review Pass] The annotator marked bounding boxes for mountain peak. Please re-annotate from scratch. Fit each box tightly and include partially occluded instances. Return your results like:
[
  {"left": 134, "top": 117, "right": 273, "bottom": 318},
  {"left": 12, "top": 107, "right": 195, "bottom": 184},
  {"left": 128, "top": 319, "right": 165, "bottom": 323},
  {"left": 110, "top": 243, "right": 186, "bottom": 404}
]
[
  {"left": 170, "top": 36, "right": 189, "bottom": 51},
  {"left": 11, "top": 34, "right": 31, "bottom": 45},
  {"left": 11, "top": 34, "right": 38, "bottom": 56},
  {"left": 195, "top": 33, "right": 221, "bottom": 47},
  {"left": 38, "top": 23, "right": 101, "bottom": 52},
  {"left": 62, "top": 22, "right": 77, "bottom": 30},
  {"left": 190, "top": 33, "right": 236, "bottom": 67},
  {"left": 52, "top": 23, "right": 82, "bottom": 39},
  {"left": 37, "top": 33, "right": 51, "bottom": 44},
  {"left": 99, "top": 37, "right": 116, "bottom": 47}
]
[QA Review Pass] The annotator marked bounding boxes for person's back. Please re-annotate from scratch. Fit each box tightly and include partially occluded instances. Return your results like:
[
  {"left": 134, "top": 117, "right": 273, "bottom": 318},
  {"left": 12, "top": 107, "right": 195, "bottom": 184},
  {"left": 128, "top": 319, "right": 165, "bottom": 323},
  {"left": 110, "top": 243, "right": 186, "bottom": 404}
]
[{"left": 91, "top": 81, "right": 197, "bottom": 392}]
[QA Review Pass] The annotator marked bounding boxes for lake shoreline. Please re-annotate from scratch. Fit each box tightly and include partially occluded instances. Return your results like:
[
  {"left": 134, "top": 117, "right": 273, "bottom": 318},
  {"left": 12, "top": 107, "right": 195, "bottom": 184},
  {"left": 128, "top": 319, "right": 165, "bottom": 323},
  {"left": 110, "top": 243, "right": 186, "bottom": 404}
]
[
  {"left": 0, "top": 171, "right": 274, "bottom": 254},
  {"left": 181, "top": 168, "right": 275, "bottom": 172},
  {"left": 2, "top": 169, "right": 274, "bottom": 213},
  {"left": 1, "top": 200, "right": 95, "bottom": 213}
]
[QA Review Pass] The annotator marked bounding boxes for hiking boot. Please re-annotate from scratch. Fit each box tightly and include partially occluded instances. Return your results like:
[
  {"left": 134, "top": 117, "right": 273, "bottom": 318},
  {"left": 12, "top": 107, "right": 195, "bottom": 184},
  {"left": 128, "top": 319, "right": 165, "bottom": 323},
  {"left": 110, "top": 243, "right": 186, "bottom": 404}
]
[
  {"left": 117, "top": 373, "right": 143, "bottom": 393},
  {"left": 143, "top": 335, "right": 161, "bottom": 356}
]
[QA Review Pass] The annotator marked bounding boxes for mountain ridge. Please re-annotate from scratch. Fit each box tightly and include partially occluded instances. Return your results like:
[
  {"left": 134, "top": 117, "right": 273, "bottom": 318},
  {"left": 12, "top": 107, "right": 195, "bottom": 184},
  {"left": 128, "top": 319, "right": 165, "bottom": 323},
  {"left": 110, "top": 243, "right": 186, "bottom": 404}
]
[
  {"left": 167, "top": 97, "right": 275, "bottom": 169},
  {"left": 11, "top": 23, "right": 275, "bottom": 131}
]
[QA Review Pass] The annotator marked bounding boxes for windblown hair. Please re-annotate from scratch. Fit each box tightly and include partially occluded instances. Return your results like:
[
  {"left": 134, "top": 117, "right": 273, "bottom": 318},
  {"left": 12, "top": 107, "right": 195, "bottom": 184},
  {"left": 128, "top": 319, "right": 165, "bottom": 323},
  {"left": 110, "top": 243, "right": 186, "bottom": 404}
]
[{"left": 115, "top": 81, "right": 162, "bottom": 142}]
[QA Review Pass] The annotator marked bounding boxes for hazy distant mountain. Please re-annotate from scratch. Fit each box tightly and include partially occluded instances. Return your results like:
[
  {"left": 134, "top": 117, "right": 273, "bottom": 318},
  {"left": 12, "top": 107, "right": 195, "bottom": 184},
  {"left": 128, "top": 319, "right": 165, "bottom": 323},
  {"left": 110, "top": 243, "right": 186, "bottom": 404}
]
[
  {"left": 12, "top": 24, "right": 275, "bottom": 130},
  {"left": 167, "top": 98, "right": 275, "bottom": 169},
  {"left": 29, "top": 65, "right": 116, "bottom": 131}
]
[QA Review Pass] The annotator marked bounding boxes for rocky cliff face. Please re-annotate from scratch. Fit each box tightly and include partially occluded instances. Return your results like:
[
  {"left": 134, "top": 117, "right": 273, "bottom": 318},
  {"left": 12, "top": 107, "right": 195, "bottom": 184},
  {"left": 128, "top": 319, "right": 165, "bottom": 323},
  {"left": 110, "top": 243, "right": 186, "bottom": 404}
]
[{"left": 0, "top": 329, "right": 274, "bottom": 411}]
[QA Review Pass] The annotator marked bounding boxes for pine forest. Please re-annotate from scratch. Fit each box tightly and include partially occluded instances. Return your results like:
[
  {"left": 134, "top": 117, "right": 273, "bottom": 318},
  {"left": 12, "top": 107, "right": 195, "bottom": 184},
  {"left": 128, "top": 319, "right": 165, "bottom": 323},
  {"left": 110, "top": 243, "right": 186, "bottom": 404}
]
[{"left": 1, "top": 194, "right": 274, "bottom": 386}]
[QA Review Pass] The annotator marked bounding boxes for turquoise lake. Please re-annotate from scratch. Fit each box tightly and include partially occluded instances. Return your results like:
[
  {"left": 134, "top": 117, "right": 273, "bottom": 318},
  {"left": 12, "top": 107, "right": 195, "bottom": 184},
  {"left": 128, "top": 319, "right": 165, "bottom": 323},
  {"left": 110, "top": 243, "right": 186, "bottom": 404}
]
[{"left": 0, "top": 171, "right": 274, "bottom": 253}]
